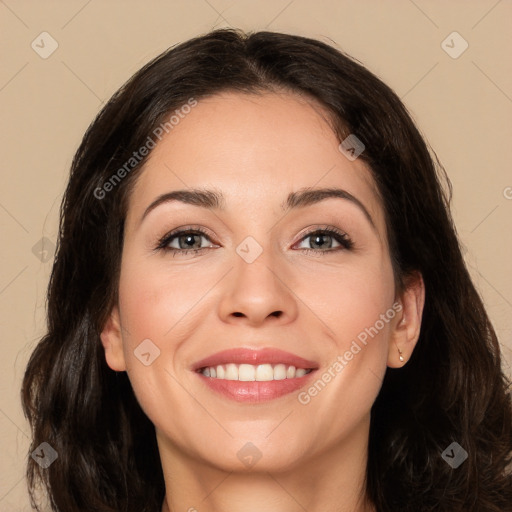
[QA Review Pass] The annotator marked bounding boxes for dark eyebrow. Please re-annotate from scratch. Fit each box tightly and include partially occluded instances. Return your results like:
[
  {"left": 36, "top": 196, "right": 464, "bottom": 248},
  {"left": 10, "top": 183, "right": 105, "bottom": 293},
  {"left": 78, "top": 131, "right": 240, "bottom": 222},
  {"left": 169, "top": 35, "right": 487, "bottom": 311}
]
[
  {"left": 283, "top": 187, "right": 376, "bottom": 230},
  {"left": 141, "top": 188, "right": 225, "bottom": 224},
  {"left": 140, "top": 186, "right": 376, "bottom": 230}
]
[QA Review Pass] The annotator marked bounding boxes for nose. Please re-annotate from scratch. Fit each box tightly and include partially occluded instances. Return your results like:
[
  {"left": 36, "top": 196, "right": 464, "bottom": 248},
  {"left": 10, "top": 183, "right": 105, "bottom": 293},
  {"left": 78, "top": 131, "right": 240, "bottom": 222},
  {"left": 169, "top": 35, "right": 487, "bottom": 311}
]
[{"left": 216, "top": 243, "right": 299, "bottom": 327}]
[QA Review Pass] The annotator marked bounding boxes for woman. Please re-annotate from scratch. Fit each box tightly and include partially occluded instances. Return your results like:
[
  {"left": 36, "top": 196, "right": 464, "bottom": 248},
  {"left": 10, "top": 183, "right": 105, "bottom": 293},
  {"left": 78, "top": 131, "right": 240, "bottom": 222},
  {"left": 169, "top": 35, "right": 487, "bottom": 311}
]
[{"left": 21, "top": 28, "right": 512, "bottom": 512}]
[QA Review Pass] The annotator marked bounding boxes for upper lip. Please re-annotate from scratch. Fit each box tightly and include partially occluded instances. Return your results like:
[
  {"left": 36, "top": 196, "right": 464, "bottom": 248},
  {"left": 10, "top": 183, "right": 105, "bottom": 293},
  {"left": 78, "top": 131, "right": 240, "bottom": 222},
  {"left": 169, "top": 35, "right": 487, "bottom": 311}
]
[{"left": 192, "top": 348, "right": 319, "bottom": 371}]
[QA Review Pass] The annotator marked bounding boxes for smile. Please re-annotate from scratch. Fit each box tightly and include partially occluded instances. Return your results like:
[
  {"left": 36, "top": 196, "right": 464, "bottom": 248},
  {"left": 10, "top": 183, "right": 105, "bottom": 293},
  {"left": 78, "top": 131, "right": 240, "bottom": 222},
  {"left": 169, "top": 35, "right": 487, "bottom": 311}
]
[{"left": 192, "top": 348, "right": 319, "bottom": 402}]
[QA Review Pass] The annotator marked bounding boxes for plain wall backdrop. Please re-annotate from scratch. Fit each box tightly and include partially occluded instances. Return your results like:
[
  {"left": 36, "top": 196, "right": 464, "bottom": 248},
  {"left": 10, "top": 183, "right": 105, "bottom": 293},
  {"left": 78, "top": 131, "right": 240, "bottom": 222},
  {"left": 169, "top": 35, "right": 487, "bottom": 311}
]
[{"left": 1, "top": 1, "right": 511, "bottom": 509}]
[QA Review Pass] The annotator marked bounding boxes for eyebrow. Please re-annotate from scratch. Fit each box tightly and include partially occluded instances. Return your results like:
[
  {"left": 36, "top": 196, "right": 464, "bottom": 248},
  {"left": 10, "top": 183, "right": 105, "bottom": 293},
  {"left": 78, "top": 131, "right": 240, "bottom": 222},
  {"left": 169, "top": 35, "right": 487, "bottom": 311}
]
[{"left": 139, "top": 187, "right": 376, "bottom": 230}]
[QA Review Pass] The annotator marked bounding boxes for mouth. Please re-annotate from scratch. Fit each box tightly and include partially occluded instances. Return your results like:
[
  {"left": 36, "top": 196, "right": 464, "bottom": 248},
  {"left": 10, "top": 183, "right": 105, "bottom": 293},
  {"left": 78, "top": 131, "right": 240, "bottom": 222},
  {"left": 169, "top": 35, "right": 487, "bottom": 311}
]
[{"left": 192, "top": 347, "right": 318, "bottom": 402}]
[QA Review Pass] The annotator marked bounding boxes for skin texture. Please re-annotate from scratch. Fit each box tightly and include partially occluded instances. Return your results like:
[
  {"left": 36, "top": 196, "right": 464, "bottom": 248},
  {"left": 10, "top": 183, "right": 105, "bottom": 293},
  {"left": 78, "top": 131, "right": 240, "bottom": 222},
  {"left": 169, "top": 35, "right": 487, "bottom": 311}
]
[{"left": 100, "top": 91, "right": 425, "bottom": 512}]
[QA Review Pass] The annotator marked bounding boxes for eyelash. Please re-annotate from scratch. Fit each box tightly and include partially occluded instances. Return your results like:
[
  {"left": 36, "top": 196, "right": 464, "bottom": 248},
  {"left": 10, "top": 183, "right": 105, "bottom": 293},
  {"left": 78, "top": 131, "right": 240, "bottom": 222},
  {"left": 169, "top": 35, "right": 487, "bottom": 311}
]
[{"left": 155, "top": 225, "right": 354, "bottom": 257}]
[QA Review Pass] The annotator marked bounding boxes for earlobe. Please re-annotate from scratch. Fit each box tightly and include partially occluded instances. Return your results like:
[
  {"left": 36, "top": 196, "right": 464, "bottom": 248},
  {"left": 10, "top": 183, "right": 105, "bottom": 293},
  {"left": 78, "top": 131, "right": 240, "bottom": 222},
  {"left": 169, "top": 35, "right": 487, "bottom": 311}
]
[
  {"left": 99, "top": 306, "right": 127, "bottom": 372},
  {"left": 387, "top": 271, "right": 425, "bottom": 368}
]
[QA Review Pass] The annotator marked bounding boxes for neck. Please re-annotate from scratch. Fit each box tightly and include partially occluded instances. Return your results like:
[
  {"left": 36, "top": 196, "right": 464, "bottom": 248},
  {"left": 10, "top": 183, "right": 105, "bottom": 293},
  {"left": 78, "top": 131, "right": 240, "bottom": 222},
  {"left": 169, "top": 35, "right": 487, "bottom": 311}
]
[{"left": 158, "top": 418, "right": 375, "bottom": 512}]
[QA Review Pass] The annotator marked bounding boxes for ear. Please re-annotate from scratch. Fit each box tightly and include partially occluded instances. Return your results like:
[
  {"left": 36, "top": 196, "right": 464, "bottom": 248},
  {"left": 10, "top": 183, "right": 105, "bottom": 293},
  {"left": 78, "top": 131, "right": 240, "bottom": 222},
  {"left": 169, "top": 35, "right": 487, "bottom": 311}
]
[
  {"left": 99, "top": 305, "right": 127, "bottom": 371},
  {"left": 387, "top": 271, "right": 425, "bottom": 368}
]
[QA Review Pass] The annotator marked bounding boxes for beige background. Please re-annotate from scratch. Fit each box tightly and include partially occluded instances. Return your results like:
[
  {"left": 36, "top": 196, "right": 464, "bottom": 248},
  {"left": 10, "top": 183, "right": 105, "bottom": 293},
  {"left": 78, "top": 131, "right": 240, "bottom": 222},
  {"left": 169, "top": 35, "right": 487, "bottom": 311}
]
[{"left": 1, "top": 1, "right": 511, "bottom": 509}]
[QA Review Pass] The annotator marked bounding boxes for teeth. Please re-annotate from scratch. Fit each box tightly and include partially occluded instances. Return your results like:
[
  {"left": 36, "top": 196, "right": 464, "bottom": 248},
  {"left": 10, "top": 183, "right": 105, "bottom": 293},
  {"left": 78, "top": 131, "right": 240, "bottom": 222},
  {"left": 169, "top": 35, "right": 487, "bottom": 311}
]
[
  {"left": 225, "top": 363, "right": 238, "bottom": 380},
  {"left": 273, "top": 364, "right": 286, "bottom": 380},
  {"left": 256, "top": 364, "right": 274, "bottom": 381},
  {"left": 199, "top": 363, "right": 312, "bottom": 381},
  {"left": 238, "top": 364, "right": 255, "bottom": 381}
]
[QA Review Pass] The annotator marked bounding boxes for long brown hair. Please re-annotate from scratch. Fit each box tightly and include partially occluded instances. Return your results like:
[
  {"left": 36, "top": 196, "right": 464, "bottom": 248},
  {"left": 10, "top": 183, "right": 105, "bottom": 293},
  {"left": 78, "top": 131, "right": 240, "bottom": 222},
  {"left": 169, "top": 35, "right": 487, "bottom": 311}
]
[{"left": 21, "top": 28, "right": 512, "bottom": 511}]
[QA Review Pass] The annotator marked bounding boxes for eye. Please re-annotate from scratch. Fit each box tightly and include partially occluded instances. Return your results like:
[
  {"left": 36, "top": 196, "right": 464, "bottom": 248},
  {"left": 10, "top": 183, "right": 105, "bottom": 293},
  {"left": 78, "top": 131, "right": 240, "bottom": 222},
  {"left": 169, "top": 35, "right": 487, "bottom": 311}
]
[
  {"left": 294, "top": 227, "right": 354, "bottom": 254},
  {"left": 156, "top": 227, "right": 217, "bottom": 257},
  {"left": 155, "top": 225, "right": 354, "bottom": 257}
]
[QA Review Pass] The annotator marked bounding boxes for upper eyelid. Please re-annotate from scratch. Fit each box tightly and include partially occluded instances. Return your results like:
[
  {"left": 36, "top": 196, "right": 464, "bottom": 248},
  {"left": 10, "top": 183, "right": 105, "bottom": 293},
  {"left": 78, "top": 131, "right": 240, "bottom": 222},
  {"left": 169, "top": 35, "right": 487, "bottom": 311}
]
[
  {"left": 156, "top": 226, "right": 218, "bottom": 250},
  {"left": 160, "top": 225, "right": 216, "bottom": 240}
]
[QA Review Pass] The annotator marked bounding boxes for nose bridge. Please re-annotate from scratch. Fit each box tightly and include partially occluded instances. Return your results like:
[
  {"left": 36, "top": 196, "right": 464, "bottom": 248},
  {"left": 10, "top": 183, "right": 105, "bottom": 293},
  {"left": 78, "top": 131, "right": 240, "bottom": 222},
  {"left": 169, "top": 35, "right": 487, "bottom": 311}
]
[{"left": 235, "top": 236, "right": 279, "bottom": 289}]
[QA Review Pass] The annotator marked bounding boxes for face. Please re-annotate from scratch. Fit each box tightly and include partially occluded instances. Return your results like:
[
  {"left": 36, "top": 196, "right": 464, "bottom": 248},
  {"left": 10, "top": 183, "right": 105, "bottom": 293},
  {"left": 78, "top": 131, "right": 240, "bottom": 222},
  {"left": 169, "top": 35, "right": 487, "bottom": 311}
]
[{"left": 101, "top": 91, "right": 423, "bottom": 473}]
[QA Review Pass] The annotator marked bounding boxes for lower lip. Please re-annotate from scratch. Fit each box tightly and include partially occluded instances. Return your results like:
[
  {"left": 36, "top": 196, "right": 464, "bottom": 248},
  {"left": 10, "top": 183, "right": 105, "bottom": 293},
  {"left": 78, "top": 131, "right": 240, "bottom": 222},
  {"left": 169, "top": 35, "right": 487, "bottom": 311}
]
[{"left": 196, "top": 371, "right": 317, "bottom": 403}]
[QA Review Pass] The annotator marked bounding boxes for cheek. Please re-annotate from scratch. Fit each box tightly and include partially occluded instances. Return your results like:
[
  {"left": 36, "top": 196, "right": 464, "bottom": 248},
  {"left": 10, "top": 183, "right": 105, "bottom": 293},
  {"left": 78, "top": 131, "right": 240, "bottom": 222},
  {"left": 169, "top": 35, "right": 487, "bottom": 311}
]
[
  {"left": 300, "top": 255, "right": 395, "bottom": 346},
  {"left": 294, "top": 257, "right": 395, "bottom": 423},
  {"left": 114, "top": 252, "right": 228, "bottom": 436},
  {"left": 117, "top": 253, "right": 214, "bottom": 346}
]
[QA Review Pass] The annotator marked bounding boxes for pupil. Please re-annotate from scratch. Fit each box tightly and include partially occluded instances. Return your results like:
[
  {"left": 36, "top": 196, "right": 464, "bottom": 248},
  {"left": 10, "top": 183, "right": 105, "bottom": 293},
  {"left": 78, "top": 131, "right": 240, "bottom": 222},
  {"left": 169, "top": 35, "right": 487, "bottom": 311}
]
[
  {"left": 313, "top": 234, "right": 330, "bottom": 249},
  {"left": 181, "top": 234, "right": 199, "bottom": 249}
]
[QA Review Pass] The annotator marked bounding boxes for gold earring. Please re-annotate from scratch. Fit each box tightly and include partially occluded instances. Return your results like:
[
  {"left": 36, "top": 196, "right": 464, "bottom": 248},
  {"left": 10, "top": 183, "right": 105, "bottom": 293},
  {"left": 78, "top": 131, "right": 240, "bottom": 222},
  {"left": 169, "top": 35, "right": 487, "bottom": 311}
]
[{"left": 398, "top": 348, "right": 404, "bottom": 362}]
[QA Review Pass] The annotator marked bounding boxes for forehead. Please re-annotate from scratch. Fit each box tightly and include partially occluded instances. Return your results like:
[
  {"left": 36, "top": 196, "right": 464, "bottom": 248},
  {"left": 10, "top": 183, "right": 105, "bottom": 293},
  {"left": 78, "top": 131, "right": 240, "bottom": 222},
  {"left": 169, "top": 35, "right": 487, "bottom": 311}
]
[{"left": 125, "top": 91, "right": 385, "bottom": 234}]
